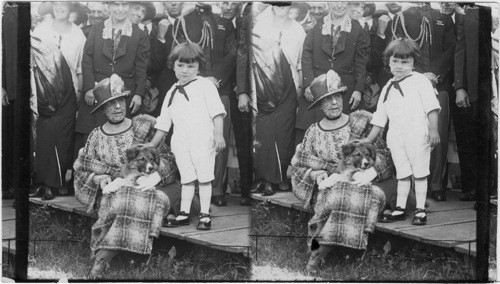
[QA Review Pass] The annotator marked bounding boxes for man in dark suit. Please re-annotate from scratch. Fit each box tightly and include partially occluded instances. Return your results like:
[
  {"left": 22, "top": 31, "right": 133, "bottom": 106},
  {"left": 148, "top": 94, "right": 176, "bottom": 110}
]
[
  {"left": 81, "top": 2, "right": 107, "bottom": 38},
  {"left": 453, "top": 4, "right": 493, "bottom": 202},
  {"left": 219, "top": 2, "right": 254, "bottom": 206},
  {"left": 152, "top": 3, "right": 237, "bottom": 206},
  {"left": 375, "top": 3, "right": 456, "bottom": 202},
  {"left": 440, "top": 2, "right": 462, "bottom": 38}
]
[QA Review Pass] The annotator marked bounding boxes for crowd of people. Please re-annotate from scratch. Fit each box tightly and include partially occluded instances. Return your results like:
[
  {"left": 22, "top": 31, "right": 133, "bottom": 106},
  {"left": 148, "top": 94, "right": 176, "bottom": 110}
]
[{"left": 11, "top": 1, "right": 497, "bottom": 278}]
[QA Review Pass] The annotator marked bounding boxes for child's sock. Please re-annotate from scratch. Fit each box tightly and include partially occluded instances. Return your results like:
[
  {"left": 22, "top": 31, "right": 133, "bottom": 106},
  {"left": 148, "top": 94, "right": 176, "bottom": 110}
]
[
  {"left": 178, "top": 183, "right": 195, "bottom": 220},
  {"left": 199, "top": 182, "right": 212, "bottom": 215},
  {"left": 414, "top": 178, "right": 428, "bottom": 216},
  {"left": 394, "top": 179, "right": 411, "bottom": 215}
]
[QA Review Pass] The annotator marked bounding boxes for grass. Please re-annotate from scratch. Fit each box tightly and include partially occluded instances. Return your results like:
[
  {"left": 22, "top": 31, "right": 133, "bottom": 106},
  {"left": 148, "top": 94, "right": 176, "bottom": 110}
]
[
  {"left": 250, "top": 201, "right": 478, "bottom": 281},
  {"left": 27, "top": 204, "right": 250, "bottom": 281}
]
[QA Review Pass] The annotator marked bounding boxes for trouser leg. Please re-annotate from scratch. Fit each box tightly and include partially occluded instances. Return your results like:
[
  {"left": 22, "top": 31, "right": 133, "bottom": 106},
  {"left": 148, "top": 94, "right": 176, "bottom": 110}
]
[
  {"left": 428, "top": 91, "right": 450, "bottom": 192},
  {"left": 212, "top": 96, "right": 230, "bottom": 196}
]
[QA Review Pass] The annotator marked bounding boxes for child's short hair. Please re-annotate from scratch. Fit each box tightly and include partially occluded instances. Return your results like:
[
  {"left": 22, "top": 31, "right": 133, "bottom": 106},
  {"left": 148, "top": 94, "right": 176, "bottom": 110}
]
[
  {"left": 167, "top": 42, "right": 206, "bottom": 71},
  {"left": 383, "top": 38, "right": 420, "bottom": 66}
]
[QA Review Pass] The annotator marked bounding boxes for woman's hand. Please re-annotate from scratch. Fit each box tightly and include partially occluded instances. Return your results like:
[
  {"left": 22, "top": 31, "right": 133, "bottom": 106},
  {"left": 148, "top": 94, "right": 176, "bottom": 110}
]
[
  {"left": 213, "top": 134, "right": 226, "bottom": 152},
  {"left": 455, "top": 89, "right": 470, "bottom": 108},
  {"left": 304, "top": 86, "right": 314, "bottom": 102},
  {"left": 351, "top": 167, "right": 377, "bottom": 186},
  {"left": 100, "top": 176, "right": 112, "bottom": 189},
  {"left": 349, "top": 91, "right": 362, "bottom": 110},
  {"left": 136, "top": 172, "right": 161, "bottom": 191},
  {"left": 316, "top": 172, "right": 329, "bottom": 185},
  {"left": 428, "top": 129, "right": 440, "bottom": 148},
  {"left": 129, "top": 95, "right": 142, "bottom": 115},
  {"left": 85, "top": 89, "right": 95, "bottom": 106}
]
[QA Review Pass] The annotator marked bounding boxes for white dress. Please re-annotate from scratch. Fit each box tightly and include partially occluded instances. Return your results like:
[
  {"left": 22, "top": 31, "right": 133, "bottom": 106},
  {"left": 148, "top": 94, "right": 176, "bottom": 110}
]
[
  {"left": 32, "top": 18, "right": 86, "bottom": 93},
  {"left": 371, "top": 72, "right": 441, "bottom": 179},
  {"left": 155, "top": 77, "right": 226, "bottom": 184}
]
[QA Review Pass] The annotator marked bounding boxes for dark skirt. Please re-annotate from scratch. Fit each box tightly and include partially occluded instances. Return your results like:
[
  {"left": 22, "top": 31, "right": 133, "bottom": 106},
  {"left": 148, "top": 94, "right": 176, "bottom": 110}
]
[
  {"left": 35, "top": 89, "right": 76, "bottom": 188},
  {"left": 253, "top": 51, "right": 297, "bottom": 184}
]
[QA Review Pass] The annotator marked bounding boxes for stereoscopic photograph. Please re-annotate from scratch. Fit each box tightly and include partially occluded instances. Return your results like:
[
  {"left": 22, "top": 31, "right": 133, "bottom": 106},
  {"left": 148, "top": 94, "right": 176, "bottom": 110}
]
[{"left": 1, "top": 1, "right": 498, "bottom": 282}]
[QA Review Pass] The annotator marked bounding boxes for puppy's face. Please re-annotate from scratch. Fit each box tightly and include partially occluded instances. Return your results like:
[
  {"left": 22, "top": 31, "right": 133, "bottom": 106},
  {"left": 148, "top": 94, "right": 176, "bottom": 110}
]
[
  {"left": 125, "top": 146, "right": 160, "bottom": 174},
  {"left": 341, "top": 142, "right": 376, "bottom": 170}
]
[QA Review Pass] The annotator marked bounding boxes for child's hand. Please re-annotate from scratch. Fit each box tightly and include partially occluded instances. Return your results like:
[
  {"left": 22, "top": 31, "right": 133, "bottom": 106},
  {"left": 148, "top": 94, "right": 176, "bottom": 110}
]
[
  {"left": 316, "top": 172, "right": 329, "bottom": 185},
  {"left": 428, "top": 129, "right": 440, "bottom": 148},
  {"left": 213, "top": 134, "right": 226, "bottom": 152}
]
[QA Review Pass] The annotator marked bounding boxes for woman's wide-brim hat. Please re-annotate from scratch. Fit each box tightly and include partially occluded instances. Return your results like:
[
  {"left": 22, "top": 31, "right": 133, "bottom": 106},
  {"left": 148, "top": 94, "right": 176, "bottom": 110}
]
[
  {"left": 308, "top": 70, "right": 347, "bottom": 110},
  {"left": 130, "top": 2, "right": 156, "bottom": 22},
  {"left": 91, "top": 74, "right": 131, "bottom": 115},
  {"left": 38, "top": 2, "right": 87, "bottom": 16}
]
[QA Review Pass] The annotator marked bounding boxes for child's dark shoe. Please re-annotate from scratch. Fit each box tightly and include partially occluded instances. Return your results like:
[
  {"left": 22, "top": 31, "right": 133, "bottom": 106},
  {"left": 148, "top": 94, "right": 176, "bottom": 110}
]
[
  {"left": 165, "top": 212, "right": 190, "bottom": 227},
  {"left": 197, "top": 213, "right": 211, "bottom": 230},
  {"left": 378, "top": 206, "right": 406, "bottom": 223},
  {"left": 412, "top": 208, "right": 427, "bottom": 225},
  {"left": 211, "top": 195, "right": 227, "bottom": 207}
]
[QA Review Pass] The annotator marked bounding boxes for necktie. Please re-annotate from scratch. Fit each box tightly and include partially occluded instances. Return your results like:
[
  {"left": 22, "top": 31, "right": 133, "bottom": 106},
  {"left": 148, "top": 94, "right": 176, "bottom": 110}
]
[
  {"left": 383, "top": 74, "right": 413, "bottom": 102},
  {"left": 167, "top": 79, "right": 198, "bottom": 107},
  {"left": 364, "top": 22, "right": 370, "bottom": 33},
  {"left": 144, "top": 25, "right": 149, "bottom": 36}
]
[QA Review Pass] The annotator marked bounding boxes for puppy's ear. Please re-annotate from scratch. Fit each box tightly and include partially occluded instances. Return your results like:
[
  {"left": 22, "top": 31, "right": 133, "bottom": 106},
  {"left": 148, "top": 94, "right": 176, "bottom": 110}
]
[
  {"left": 149, "top": 148, "right": 160, "bottom": 166},
  {"left": 342, "top": 143, "right": 356, "bottom": 157},
  {"left": 364, "top": 143, "right": 377, "bottom": 160},
  {"left": 126, "top": 147, "right": 139, "bottom": 163}
]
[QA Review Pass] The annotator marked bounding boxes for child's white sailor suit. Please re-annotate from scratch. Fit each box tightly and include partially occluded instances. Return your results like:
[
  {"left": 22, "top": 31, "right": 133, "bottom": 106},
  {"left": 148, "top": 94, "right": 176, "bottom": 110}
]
[
  {"left": 155, "top": 76, "right": 226, "bottom": 184},
  {"left": 371, "top": 72, "right": 441, "bottom": 179}
]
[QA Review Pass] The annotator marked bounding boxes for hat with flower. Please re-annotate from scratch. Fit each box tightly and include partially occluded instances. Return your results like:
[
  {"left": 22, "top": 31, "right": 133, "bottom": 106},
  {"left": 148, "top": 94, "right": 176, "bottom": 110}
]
[
  {"left": 308, "top": 70, "right": 347, "bottom": 110},
  {"left": 91, "top": 74, "right": 131, "bottom": 115}
]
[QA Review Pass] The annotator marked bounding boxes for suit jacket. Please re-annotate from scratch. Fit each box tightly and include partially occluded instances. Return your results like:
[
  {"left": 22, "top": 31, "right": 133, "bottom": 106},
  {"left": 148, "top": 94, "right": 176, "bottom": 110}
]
[
  {"left": 454, "top": 6, "right": 492, "bottom": 103},
  {"left": 302, "top": 17, "right": 370, "bottom": 92},
  {"left": 297, "top": 17, "right": 370, "bottom": 129},
  {"left": 77, "top": 21, "right": 149, "bottom": 135},
  {"left": 82, "top": 21, "right": 149, "bottom": 96},
  {"left": 379, "top": 6, "right": 456, "bottom": 91}
]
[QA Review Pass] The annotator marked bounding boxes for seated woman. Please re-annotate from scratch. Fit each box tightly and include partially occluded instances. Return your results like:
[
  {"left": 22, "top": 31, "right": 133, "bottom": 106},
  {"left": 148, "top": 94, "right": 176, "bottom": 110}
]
[
  {"left": 291, "top": 71, "right": 394, "bottom": 274},
  {"left": 73, "top": 75, "right": 177, "bottom": 279}
]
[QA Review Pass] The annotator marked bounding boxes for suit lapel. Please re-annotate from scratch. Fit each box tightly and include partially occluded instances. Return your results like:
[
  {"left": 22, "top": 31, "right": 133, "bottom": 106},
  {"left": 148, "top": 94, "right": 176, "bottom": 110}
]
[
  {"left": 333, "top": 31, "right": 348, "bottom": 56},
  {"left": 102, "top": 38, "right": 114, "bottom": 61},
  {"left": 114, "top": 34, "right": 129, "bottom": 60}
]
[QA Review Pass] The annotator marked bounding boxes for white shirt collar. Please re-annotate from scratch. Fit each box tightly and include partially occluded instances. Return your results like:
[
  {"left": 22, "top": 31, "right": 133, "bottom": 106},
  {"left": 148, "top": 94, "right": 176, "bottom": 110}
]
[
  {"left": 360, "top": 17, "right": 373, "bottom": 29},
  {"left": 167, "top": 15, "right": 177, "bottom": 25}
]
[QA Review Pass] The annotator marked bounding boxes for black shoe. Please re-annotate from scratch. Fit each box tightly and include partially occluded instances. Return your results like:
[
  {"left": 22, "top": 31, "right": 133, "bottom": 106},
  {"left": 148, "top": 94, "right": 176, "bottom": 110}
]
[
  {"left": 250, "top": 181, "right": 265, "bottom": 194},
  {"left": 42, "top": 186, "right": 55, "bottom": 201},
  {"left": 240, "top": 197, "right": 251, "bottom": 206},
  {"left": 430, "top": 190, "right": 447, "bottom": 202},
  {"left": 261, "top": 182, "right": 275, "bottom": 196},
  {"left": 197, "top": 213, "right": 211, "bottom": 230},
  {"left": 278, "top": 180, "right": 291, "bottom": 191},
  {"left": 211, "top": 195, "right": 227, "bottom": 207},
  {"left": 164, "top": 212, "right": 190, "bottom": 227},
  {"left": 460, "top": 191, "right": 476, "bottom": 201},
  {"left": 29, "top": 185, "right": 45, "bottom": 198},
  {"left": 378, "top": 206, "right": 406, "bottom": 223},
  {"left": 412, "top": 208, "right": 427, "bottom": 225}
]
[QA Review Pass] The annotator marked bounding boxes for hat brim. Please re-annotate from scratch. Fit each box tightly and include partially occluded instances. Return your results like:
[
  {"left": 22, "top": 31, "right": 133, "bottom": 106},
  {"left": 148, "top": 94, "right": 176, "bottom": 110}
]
[
  {"left": 38, "top": 2, "right": 79, "bottom": 16},
  {"left": 90, "top": 91, "right": 130, "bottom": 115},
  {"left": 307, "top": 87, "right": 348, "bottom": 110},
  {"left": 131, "top": 2, "right": 156, "bottom": 22}
]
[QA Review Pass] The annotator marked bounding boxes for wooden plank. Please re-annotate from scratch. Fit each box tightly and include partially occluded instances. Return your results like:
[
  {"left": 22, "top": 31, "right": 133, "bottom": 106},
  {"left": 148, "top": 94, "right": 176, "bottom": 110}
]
[
  {"left": 426, "top": 200, "right": 475, "bottom": 212},
  {"left": 2, "top": 220, "right": 16, "bottom": 240},
  {"left": 266, "top": 192, "right": 303, "bottom": 208},
  {"left": 210, "top": 205, "right": 250, "bottom": 217},
  {"left": 454, "top": 242, "right": 477, "bottom": 257},
  {"left": 187, "top": 228, "right": 251, "bottom": 256},
  {"left": 375, "top": 208, "right": 476, "bottom": 233},
  {"left": 2, "top": 207, "right": 15, "bottom": 221},
  {"left": 159, "top": 214, "right": 250, "bottom": 238},
  {"left": 250, "top": 193, "right": 270, "bottom": 203},
  {"left": 397, "top": 221, "right": 476, "bottom": 248}
]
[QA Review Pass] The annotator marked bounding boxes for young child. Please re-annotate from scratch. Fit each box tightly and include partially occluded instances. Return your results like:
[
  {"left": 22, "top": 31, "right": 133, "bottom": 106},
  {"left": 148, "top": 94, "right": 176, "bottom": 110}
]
[
  {"left": 362, "top": 38, "right": 441, "bottom": 226},
  {"left": 145, "top": 42, "right": 226, "bottom": 230}
]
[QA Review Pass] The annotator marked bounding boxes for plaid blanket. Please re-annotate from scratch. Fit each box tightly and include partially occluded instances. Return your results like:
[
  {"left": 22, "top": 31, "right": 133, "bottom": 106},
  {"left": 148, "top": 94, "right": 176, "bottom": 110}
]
[
  {"left": 308, "top": 182, "right": 386, "bottom": 250},
  {"left": 73, "top": 114, "right": 177, "bottom": 255},
  {"left": 291, "top": 110, "right": 394, "bottom": 210},
  {"left": 91, "top": 186, "right": 170, "bottom": 255}
]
